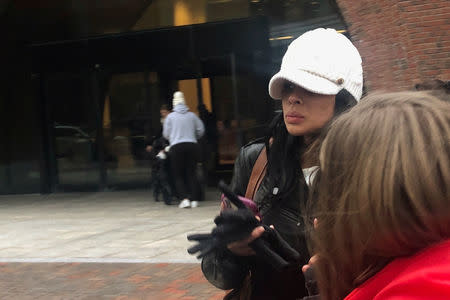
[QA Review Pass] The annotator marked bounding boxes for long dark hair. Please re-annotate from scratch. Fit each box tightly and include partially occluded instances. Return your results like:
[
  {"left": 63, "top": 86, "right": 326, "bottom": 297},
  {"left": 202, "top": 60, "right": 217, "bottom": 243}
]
[{"left": 264, "top": 89, "right": 357, "bottom": 201}]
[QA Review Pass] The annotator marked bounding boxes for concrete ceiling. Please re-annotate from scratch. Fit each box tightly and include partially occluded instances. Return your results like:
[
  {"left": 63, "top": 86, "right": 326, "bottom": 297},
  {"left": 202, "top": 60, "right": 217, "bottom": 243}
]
[{"left": 5, "top": 0, "right": 154, "bottom": 42}]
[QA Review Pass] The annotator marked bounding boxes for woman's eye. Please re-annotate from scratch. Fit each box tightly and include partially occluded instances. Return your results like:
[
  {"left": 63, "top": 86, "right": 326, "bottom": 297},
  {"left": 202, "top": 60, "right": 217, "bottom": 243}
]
[{"left": 282, "top": 82, "right": 295, "bottom": 95}]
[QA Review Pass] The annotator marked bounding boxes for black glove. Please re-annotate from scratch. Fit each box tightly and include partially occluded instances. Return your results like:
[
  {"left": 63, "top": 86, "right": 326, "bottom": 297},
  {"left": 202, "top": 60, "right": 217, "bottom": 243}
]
[
  {"left": 188, "top": 213, "right": 302, "bottom": 270},
  {"left": 188, "top": 181, "right": 301, "bottom": 271},
  {"left": 258, "top": 225, "right": 301, "bottom": 264},
  {"left": 187, "top": 233, "right": 218, "bottom": 259},
  {"left": 212, "top": 209, "right": 260, "bottom": 243},
  {"left": 188, "top": 223, "right": 301, "bottom": 271},
  {"left": 187, "top": 208, "right": 259, "bottom": 259}
]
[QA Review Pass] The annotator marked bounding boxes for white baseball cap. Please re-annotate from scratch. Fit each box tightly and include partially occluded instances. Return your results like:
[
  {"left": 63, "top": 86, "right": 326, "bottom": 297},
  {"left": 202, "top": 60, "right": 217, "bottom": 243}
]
[{"left": 269, "top": 28, "right": 363, "bottom": 101}]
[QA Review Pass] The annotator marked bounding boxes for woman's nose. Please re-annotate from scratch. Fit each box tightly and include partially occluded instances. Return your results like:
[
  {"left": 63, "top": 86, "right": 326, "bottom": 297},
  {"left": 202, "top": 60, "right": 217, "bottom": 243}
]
[{"left": 288, "top": 94, "right": 303, "bottom": 105}]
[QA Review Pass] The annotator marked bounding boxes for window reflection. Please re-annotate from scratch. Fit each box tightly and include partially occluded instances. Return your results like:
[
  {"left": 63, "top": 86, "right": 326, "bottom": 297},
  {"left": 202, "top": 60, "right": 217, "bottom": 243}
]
[
  {"left": 105, "top": 73, "right": 157, "bottom": 188},
  {"left": 46, "top": 73, "right": 100, "bottom": 190},
  {"left": 25, "top": 0, "right": 346, "bottom": 192}
]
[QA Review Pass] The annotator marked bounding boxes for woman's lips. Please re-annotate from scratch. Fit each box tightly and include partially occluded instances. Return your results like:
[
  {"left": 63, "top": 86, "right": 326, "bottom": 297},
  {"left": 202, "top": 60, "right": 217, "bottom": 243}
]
[{"left": 285, "top": 113, "right": 305, "bottom": 124}]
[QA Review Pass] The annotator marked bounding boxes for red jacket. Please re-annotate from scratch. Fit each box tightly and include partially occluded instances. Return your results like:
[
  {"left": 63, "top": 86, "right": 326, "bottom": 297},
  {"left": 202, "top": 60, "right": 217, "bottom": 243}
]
[{"left": 345, "top": 239, "right": 450, "bottom": 300}]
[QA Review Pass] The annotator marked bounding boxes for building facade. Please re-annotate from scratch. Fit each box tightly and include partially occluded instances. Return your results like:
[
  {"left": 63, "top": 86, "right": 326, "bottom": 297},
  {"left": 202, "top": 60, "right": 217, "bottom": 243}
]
[
  {"left": 0, "top": 0, "right": 448, "bottom": 194},
  {"left": 338, "top": 0, "right": 449, "bottom": 91}
]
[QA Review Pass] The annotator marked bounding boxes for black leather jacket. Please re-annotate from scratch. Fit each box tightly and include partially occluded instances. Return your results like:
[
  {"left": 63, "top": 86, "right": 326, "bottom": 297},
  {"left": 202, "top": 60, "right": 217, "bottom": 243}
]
[{"left": 202, "top": 140, "right": 310, "bottom": 300}]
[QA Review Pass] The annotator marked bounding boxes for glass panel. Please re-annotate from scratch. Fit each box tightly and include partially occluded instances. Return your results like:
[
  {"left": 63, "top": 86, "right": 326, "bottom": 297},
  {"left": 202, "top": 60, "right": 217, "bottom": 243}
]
[
  {"left": 250, "top": 0, "right": 339, "bottom": 24},
  {"left": 132, "top": 0, "right": 345, "bottom": 34},
  {"left": 207, "top": 53, "right": 272, "bottom": 167},
  {"left": 212, "top": 75, "right": 239, "bottom": 165},
  {"left": 0, "top": 70, "right": 43, "bottom": 194},
  {"left": 105, "top": 72, "right": 159, "bottom": 189},
  {"left": 46, "top": 73, "right": 100, "bottom": 190},
  {"left": 0, "top": 112, "right": 9, "bottom": 193}
]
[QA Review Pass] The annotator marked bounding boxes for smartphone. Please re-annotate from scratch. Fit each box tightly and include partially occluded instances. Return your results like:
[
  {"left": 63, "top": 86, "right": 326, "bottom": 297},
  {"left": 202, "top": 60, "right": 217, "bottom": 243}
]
[{"left": 218, "top": 180, "right": 260, "bottom": 218}]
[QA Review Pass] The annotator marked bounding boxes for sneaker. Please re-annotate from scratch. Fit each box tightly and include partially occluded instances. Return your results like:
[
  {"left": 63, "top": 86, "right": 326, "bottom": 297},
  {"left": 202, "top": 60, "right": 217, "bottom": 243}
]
[
  {"left": 178, "top": 199, "right": 191, "bottom": 208},
  {"left": 191, "top": 201, "right": 199, "bottom": 208}
]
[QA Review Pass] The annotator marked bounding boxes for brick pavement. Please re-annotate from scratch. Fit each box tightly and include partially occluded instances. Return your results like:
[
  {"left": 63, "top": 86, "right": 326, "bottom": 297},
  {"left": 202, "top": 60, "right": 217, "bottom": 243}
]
[
  {"left": 0, "top": 190, "right": 229, "bottom": 299},
  {"left": 0, "top": 262, "right": 228, "bottom": 300}
]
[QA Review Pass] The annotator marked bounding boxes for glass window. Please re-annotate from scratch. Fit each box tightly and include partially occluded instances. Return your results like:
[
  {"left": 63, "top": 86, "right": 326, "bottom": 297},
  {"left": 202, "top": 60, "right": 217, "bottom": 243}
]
[
  {"left": 0, "top": 71, "right": 42, "bottom": 194},
  {"left": 45, "top": 73, "right": 100, "bottom": 191},
  {"left": 104, "top": 72, "right": 158, "bottom": 189},
  {"left": 24, "top": 0, "right": 347, "bottom": 192}
]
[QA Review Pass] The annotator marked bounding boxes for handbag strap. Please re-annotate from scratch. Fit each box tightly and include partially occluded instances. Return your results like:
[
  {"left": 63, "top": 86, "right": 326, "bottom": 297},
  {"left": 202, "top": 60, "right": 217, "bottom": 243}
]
[
  {"left": 245, "top": 146, "right": 268, "bottom": 199},
  {"left": 220, "top": 146, "right": 268, "bottom": 212}
]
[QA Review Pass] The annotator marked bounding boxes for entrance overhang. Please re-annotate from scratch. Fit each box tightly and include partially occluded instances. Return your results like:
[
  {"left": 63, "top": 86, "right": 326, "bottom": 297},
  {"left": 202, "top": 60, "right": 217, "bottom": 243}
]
[{"left": 31, "top": 16, "right": 270, "bottom": 77}]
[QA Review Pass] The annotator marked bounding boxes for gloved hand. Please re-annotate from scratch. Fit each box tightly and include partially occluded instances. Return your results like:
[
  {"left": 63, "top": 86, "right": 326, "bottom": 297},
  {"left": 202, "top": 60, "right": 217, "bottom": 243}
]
[
  {"left": 258, "top": 225, "right": 300, "bottom": 265},
  {"left": 188, "top": 181, "right": 301, "bottom": 271},
  {"left": 187, "top": 232, "right": 218, "bottom": 259},
  {"left": 188, "top": 215, "right": 301, "bottom": 271},
  {"left": 212, "top": 209, "right": 260, "bottom": 244},
  {"left": 187, "top": 208, "right": 259, "bottom": 259}
]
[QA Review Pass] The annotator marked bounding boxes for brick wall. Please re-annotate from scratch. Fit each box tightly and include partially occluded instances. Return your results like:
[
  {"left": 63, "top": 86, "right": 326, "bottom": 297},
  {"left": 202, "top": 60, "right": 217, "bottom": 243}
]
[{"left": 336, "top": 0, "right": 449, "bottom": 92}]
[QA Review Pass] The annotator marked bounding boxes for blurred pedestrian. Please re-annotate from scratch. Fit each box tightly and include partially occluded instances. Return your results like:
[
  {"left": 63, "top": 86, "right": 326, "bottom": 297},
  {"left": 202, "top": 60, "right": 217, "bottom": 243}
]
[
  {"left": 145, "top": 104, "right": 171, "bottom": 153},
  {"left": 163, "top": 91, "right": 205, "bottom": 208}
]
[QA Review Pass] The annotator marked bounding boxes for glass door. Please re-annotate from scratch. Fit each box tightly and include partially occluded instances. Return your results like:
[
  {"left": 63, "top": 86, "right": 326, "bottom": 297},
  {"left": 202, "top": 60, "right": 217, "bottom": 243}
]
[
  {"left": 103, "top": 72, "right": 160, "bottom": 189},
  {"left": 45, "top": 72, "right": 100, "bottom": 191}
]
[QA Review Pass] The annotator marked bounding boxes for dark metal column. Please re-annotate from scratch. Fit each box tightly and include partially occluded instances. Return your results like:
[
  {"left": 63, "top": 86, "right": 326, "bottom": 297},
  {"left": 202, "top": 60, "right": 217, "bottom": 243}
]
[
  {"left": 188, "top": 26, "right": 204, "bottom": 108},
  {"left": 90, "top": 66, "right": 108, "bottom": 191},
  {"left": 40, "top": 73, "right": 59, "bottom": 192},
  {"left": 230, "top": 52, "right": 243, "bottom": 149},
  {"left": 36, "top": 73, "right": 52, "bottom": 193},
  {"left": 196, "top": 77, "right": 204, "bottom": 107}
]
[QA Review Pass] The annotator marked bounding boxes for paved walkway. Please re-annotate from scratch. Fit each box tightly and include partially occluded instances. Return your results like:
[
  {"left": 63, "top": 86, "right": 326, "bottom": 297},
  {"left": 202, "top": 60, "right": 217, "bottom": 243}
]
[
  {"left": 0, "top": 190, "right": 229, "bottom": 299},
  {"left": 0, "top": 262, "right": 227, "bottom": 300}
]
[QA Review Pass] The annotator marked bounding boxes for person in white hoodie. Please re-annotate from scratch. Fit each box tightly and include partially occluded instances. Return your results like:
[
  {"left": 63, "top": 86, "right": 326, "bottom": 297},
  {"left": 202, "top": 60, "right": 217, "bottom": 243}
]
[{"left": 163, "top": 91, "right": 205, "bottom": 208}]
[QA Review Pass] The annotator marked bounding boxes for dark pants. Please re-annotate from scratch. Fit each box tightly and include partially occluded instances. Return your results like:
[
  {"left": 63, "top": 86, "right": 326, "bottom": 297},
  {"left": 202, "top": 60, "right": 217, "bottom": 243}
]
[
  {"left": 170, "top": 142, "right": 201, "bottom": 201},
  {"left": 151, "top": 158, "right": 172, "bottom": 204}
]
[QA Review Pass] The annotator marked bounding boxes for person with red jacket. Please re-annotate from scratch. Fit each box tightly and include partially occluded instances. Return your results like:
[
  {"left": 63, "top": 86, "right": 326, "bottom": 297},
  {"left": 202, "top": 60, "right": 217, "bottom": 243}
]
[
  {"left": 307, "top": 91, "right": 450, "bottom": 300},
  {"left": 345, "top": 239, "right": 450, "bottom": 300}
]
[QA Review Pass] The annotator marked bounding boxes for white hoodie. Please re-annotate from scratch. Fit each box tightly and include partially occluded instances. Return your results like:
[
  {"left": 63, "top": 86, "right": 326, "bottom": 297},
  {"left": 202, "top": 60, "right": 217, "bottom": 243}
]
[{"left": 163, "top": 104, "right": 205, "bottom": 146}]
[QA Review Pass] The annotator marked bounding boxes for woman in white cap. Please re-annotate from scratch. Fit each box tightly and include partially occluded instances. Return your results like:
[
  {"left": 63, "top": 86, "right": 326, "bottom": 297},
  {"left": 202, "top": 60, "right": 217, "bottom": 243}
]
[{"left": 195, "top": 28, "right": 364, "bottom": 300}]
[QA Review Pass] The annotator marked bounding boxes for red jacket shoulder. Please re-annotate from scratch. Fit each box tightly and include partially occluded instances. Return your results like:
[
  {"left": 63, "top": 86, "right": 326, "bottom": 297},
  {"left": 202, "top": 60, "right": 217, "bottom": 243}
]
[{"left": 345, "top": 239, "right": 450, "bottom": 300}]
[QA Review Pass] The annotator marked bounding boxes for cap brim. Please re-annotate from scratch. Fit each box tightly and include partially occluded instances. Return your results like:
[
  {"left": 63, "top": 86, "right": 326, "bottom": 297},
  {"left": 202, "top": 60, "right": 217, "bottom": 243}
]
[{"left": 268, "top": 69, "right": 341, "bottom": 100}]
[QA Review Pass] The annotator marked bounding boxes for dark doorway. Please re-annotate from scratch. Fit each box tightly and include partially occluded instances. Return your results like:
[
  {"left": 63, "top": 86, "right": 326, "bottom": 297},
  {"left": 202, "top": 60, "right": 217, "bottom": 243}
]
[{"left": 34, "top": 17, "right": 272, "bottom": 192}]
